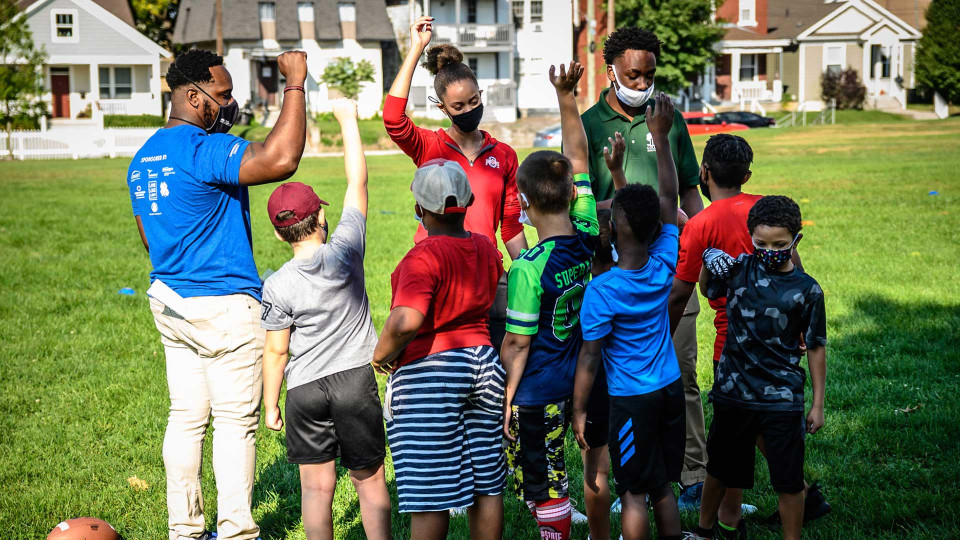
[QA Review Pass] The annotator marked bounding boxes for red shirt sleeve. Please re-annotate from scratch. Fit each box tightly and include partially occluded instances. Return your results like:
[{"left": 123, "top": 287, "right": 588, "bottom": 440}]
[
  {"left": 383, "top": 95, "right": 433, "bottom": 165},
  {"left": 675, "top": 218, "right": 707, "bottom": 283},
  {"left": 499, "top": 148, "right": 524, "bottom": 243},
  {"left": 391, "top": 251, "right": 437, "bottom": 316}
]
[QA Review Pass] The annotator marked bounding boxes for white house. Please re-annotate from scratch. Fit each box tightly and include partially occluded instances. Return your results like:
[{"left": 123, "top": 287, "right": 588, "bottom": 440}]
[
  {"left": 16, "top": 0, "right": 172, "bottom": 120},
  {"left": 174, "top": 0, "right": 396, "bottom": 120},
  {"left": 390, "top": 0, "right": 573, "bottom": 122}
]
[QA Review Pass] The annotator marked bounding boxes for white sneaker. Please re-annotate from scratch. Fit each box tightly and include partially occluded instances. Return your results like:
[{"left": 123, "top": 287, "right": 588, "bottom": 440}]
[
  {"left": 570, "top": 505, "right": 588, "bottom": 524},
  {"left": 741, "top": 503, "right": 758, "bottom": 515},
  {"left": 449, "top": 506, "right": 468, "bottom": 516},
  {"left": 610, "top": 497, "right": 622, "bottom": 513}
]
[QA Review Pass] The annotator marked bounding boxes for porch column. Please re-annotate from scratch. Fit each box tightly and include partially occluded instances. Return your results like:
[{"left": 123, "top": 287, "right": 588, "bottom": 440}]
[
  {"left": 454, "top": 0, "right": 461, "bottom": 24},
  {"left": 423, "top": 0, "right": 430, "bottom": 16},
  {"left": 730, "top": 51, "right": 741, "bottom": 101},
  {"left": 151, "top": 58, "right": 162, "bottom": 116},
  {"left": 89, "top": 62, "right": 101, "bottom": 125}
]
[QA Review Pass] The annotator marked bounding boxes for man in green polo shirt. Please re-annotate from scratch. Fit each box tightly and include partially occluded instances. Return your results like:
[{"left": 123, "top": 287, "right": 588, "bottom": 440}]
[{"left": 576, "top": 26, "right": 711, "bottom": 525}]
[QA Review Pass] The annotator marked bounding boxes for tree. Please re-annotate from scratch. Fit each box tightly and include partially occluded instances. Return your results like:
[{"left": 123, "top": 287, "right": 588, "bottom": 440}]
[
  {"left": 130, "top": 0, "right": 180, "bottom": 53},
  {"left": 915, "top": 0, "right": 960, "bottom": 104},
  {"left": 821, "top": 68, "right": 866, "bottom": 109},
  {"left": 614, "top": 0, "right": 726, "bottom": 94},
  {"left": 0, "top": 0, "right": 47, "bottom": 157},
  {"left": 321, "top": 57, "right": 376, "bottom": 100}
]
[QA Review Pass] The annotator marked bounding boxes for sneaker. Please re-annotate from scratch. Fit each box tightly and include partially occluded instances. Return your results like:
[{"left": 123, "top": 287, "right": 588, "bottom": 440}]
[
  {"left": 678, "top": 482, "right": 704, "bottom": 512},
  {"left": 610, "top": 497, "right": 622, "bottom": 513},
  {"left": 449, "top": 506, "right": 468, "bottom": 516},
  {"left": 740, "top": 502, "right": 758, "bottom": 516},
  {"left": 199, "top": 533, "right": 216, "bottom": 540},
  {"left": 570, "top": 500, "right": 588, "bottom": 524},
  {"left": 683, "top": 527, "right": 715, "bottom": 540},
  {"left": 714, "top": 519, "right": 747, "bottom": 540},
  {"left": 759, "top": 482, "right": 831, "bottom": 527}
]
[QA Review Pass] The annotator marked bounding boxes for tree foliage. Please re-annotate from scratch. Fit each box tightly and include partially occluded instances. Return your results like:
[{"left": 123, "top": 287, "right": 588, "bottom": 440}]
[
  {"left": 0, "top": 0, "right": 48, "bottom": 132},
  {"left": 130, "top": 0, "right": 180, "bottom": 53},
  {"left": 915, "top": 0, "right": 960, "bottom": 104},
  {"left": 321, "top": 57, "right": 376, "bottom": 100},
  {"left": 613, "top": 0, "right": 726, "bottom": 94},
  {"left": 821, "top": 68, "right": 866, "bottom": 109}
]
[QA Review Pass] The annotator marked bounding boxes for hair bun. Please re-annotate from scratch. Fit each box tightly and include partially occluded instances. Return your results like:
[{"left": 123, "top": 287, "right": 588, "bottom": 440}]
[{"left": 424, "top": 44, "right": 464, "bottom": 75}]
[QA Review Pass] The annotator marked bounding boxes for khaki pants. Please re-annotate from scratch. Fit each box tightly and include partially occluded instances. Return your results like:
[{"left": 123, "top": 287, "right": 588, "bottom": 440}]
[
  {"left": 673, "top": 292, "right": 708, "bottom": 486},
  {"left": 149, "top": 294, "right": 265, "bottom": 540}
]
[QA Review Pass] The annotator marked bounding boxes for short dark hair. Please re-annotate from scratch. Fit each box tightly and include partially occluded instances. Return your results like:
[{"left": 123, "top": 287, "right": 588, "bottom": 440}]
[
  {"left": 613, "top": 183, "right": 660, "bottom": 244},
  {"left": 747, "top": 195, "right": 803, "bottom": 236},
  {"left": 274, "top": 210, "right": 320, "bottom": 243},
  {"left": 517, "top": 150, "right": 573, "bottom": 214},
  {"left": 167, "top": 49, "right": 223, "bottom": 91},
  {"left": 703, "top": 134, "right": 753, "bottom": 189},
  {"left": 424, "top": 44, "right": 478, "bottom": 101},
  {"left": 424, "top": 196, "right": 467, "bottom": 225},
  {"left": 603, "top": 27, "right": 661, "bottom": 65},
  {"left": 595, "top": 208, "right": 614, "bottom": 265}
]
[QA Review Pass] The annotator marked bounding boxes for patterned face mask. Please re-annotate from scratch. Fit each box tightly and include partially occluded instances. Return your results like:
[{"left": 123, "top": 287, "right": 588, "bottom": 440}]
[{"left": 753, "top": 235, "right": 799, "bottom": 270}]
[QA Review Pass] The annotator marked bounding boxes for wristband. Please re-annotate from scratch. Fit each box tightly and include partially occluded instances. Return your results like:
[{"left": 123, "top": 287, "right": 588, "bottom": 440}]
[{"left": 283, "top": 85, "right": 305, "bottom": 93}]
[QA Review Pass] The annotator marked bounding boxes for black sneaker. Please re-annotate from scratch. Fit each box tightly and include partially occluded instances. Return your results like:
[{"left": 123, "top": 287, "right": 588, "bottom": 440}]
[
  {"left": 198, "top": 533, "right": 216, "bottom": 540},
  {"left": 759, "top": 482, "right": 832, "bottom": 528},
  {"left": 713, "top": 519, "right": 747, "bottom": 540}
]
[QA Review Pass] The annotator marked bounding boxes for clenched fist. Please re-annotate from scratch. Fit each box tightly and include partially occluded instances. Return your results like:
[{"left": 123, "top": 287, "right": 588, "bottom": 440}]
[{"left": 278, "top": 51, "right": 308, "bottom": 87}]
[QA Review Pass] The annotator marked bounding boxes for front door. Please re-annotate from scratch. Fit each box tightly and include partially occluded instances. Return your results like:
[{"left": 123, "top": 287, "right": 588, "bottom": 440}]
[
  {"left": 257, "top": 61, "right": 279, "bottom": 107},
  {"left": 870, "top": 43, "right": 896, "bottom": 97},
  {"left": 51, "top": 73, "right": 70, "bottom": 118}
]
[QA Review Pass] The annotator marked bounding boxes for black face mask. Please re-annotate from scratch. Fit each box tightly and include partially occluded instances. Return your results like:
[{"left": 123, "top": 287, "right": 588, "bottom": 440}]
[
  {"left": 699, "top": 166, "right": 712, "bottom": 201},
  {"left": 449, "top": 103, "right": 484, "bottom": 133},
  {"left": 196, "top": 84, "right": 239, "bottom": 134}
]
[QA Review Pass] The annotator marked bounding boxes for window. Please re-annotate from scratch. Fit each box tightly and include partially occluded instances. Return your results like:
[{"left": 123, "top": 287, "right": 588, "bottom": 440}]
[
  {"left": 739, "top": 54, "right": 756, "bottom": 81},
  {"left": 511, "top": 0, "right": 524, "bottom": 24},
  {"left": 468, "top": 57, "right": 479, "bottom": 74},
  {"left": 51, "top": 9, "right": 79, "bottom": 43},
  {"left": 338, "top": 1, "right": 356, "bottom": 22},
  {"left": 530, "top": 0, "right": 543, "bottom": 22},
  {"left": 870, "top": 44, "right": 890, "bottom": 78},
  {"left": 825, "top": 45, "right": 844, "bottom": 75},
  {"left": 258, "top": 2, "right": 276, "bottom": 22},
  {"left": 99, "top": 67, "right": 133, "bottom": 99},
  {"left": 467, "top": 0, "right": 477, "bottom": 23},
  {"left": 297, "top": 2, "right": 314, "bottom": 21},
  {"left": 738, "top": 0, "right": 756, "bottom": 26}
]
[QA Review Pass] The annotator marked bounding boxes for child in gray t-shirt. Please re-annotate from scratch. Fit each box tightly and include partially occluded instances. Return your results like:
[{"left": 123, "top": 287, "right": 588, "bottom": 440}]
[{"left": 259, "top": 101, "right": 391, "bottom": 540}]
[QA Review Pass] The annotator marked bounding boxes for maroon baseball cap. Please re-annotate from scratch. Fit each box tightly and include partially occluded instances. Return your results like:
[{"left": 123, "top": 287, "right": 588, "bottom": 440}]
[{"left": 267, "top": 182, "right": 329, "bottom": 227}]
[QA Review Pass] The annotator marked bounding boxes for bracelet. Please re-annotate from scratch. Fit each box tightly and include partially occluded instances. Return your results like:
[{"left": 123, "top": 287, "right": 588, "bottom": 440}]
[{"left": 283, "top": 85, "right": 305, "bottom": 93}]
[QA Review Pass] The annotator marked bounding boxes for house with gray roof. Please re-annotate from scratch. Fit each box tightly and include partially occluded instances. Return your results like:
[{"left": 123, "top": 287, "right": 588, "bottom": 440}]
[{"left": 174, "top": 0, "right": 396, "bottom": 118}]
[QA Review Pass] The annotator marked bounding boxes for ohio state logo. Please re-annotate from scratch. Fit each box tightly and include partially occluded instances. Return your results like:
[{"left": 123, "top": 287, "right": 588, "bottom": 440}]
[{"left": 485, "top": 156, "right": 500, "bottom": 169}]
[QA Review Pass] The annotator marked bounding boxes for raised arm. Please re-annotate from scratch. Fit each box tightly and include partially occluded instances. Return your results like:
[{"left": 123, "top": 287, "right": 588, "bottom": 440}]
[
  {"left": 549, "top": 62, "right": 588, "bottom": 175},
  {"left": 333, "top": 100, "right": 368, "bottom": 217},
  {"left": 238, "top": 51, "right": 308, "bottom": 186},
  {"left": 645, "top": 93, "right": 678, "bottom": 226},
  {"left": 603, "top": 132, "right": 627, "bottom": 192},
  {"left": 388, "top": 16, "right": 433, "bottom": 100}
]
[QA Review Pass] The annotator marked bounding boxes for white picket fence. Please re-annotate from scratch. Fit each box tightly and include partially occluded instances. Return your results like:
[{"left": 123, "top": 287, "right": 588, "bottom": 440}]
[{"left": 0, "top": 127, "right": 158, "bottom": 160}]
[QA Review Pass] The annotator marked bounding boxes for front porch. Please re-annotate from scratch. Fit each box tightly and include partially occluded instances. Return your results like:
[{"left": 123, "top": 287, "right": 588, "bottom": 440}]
[
  {"left": 44, "top": 59, "right": 163, "bottom": 121},
  {"left": 715, "top": 48, "right": 785, "bottom": 104}
]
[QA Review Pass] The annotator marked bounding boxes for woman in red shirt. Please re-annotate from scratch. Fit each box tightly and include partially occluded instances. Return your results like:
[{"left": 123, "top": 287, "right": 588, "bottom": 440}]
[{"left": 384, "top": 16, "right": 527, "bottom": 348}]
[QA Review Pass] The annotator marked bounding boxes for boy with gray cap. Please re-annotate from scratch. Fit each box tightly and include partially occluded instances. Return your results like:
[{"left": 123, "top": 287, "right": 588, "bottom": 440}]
[{"left": 373, "top": 158, "right": 507, "bottom": 540}]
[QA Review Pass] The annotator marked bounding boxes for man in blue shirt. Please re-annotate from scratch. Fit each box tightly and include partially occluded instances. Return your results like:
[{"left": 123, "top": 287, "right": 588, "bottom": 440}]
[
  {"left": 128, "top": 48, "right": 307, "bottom": 540},
  {"left": 572, "top": 94, "right": 686, "bottom": 540}
]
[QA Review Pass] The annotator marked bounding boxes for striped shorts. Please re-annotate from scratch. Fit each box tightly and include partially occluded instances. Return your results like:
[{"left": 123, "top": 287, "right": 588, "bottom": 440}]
[{"left": 385, "top": 345, "right": 507, "bottom": 513}]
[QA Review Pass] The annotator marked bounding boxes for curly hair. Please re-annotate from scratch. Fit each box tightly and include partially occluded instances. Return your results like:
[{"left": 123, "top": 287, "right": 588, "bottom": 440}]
[
  {"left": 423, "top": 44, "right": 478, "bottom": 100},
  {"left": 613, "top": 183, "right": 661, "bottom": 244},
  {"left": 603, "top": 27, "right": 661, "bottom": 65},
  {"left": 702, "top": 134, "right": 754, "bottom": 189},
  {"left": 747, "top": 195, "right": 803, "bottom": 237},
  {"left": 167, "top": 49, "right": 223, "bottom": 91},
  {"left": 517, "top": 150, "right": 574, "bottom": 214}
]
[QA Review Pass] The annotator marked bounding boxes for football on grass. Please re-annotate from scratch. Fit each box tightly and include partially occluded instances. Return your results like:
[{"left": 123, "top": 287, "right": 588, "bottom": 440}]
[{"left": 47, "top": 518, "right": 120, "bottom": 540}]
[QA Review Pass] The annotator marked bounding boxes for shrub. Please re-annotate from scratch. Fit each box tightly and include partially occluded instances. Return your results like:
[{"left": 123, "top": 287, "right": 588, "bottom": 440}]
[
  {"left": 104, "top": 114, "right": 165, "bottom": 128},
  {"left": 821, "top": 68, "right": 866, "bottom": 110},
  {"left": 915, "top": 0, "right": 960, "bottom": 104},
  {"left": 320, "top": 57, "right": 375, "bottom": 100}
]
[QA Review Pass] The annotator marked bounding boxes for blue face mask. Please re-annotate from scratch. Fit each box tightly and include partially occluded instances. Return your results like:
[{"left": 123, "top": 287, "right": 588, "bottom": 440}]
[{"left": 753, "top": 235, "right": 799, "bottom": 270}]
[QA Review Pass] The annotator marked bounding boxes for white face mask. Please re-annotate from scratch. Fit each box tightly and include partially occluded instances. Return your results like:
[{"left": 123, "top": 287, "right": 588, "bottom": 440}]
[
  {"left": 612, "top": 65, "right": 655, "bottom": 108},
  {"left": 518, "top": 193, "right": 533, "bottom": 227},
  {"left": 610, "top": 243, "right": 619, "bottom": 263}
]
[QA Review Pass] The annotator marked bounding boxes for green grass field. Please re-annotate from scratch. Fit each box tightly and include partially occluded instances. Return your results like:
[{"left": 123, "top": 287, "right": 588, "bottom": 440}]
[{"left": 1, "top": 117, "right": 959, "bottom": 539}]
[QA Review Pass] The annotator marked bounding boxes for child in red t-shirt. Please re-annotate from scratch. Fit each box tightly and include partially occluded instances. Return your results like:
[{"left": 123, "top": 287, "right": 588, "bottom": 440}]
[{"left": 372, "top": 158, "right": 506, "bottom": 540}]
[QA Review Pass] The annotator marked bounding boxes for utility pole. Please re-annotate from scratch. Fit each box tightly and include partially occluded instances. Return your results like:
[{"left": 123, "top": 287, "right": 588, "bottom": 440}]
[
  {"left": 215, "top": 0, "right": 224, "bottom": 56},
  {"left": 587, "top": 0, "right": 596, "bottom": 101}
]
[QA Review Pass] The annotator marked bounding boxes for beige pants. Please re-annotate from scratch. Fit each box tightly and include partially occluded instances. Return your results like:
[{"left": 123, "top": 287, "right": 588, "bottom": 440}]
[
  {"left": 149, "top": 294, "right": 265, "bottom": 540},
  {"left": 673, "top": 292, "right": 708, "bottom": 486}
]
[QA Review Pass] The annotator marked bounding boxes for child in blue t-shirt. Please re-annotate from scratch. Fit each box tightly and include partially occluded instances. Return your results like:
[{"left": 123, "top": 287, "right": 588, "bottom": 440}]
[{"left": 572, "top": 93, "right": 686, "bottom": 540}]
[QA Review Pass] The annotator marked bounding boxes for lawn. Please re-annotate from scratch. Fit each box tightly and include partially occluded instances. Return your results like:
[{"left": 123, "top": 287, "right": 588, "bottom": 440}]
[{"left": 1, "top": 117, "right": 959, "bottom": 539}]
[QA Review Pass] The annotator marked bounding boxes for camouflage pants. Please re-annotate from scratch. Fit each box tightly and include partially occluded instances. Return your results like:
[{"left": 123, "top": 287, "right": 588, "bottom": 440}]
[{"left": 505, "top": 398, "right": 572, "bottom": 502}]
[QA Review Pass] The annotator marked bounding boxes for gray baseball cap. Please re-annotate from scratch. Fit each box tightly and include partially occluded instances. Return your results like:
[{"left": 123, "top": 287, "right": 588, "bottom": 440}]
[{"left": 411, "top": 158, "right": 472, "bottom": 214}]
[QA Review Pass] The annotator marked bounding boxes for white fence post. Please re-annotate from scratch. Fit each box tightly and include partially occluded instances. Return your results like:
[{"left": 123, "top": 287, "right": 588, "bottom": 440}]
[{"left": 934, "top": 92, "right": 949, "bottom": 119}]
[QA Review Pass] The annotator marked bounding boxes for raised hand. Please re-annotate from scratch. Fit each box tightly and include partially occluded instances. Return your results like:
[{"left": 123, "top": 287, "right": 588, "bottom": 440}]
[
  {"left": 410, "top": 15, "right": 434, "bottom": 52},
  {"left": 332, "top": 98, "right": 358, "bottom": 124},
  {"left": 603, "top": 132, "right": 625, "bottom": 173},
  {"left": 549, "top": 61, "right": 584, "bottom": 95},
  {"left": 645, "top": 92, "right": 675, "bottom": 140},
  {"left": 277, "top": 50, "right": 308, "bottom": 87}
]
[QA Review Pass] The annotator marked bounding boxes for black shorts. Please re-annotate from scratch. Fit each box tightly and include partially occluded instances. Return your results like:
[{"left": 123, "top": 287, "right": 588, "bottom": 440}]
[
  {"left": 584, "top": 367, "right": 610, "bottom": 449},
  {"left": 706, "top": 402, "right": 805, "bottom": 493},
  {"left": 608, "top": 379, "right": 685, "bottom": 496},
  {"left": 284, "top": 364, "right": 386, "bottom": 469}
]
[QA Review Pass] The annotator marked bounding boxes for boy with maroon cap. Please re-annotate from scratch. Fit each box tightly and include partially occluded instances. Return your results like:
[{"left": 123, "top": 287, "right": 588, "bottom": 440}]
[
  {"left": 373, "top": 158, "right": 506, "bottom": 540},
  {"left": 259, "top": 101, "right": 391, "bottom": 540}
]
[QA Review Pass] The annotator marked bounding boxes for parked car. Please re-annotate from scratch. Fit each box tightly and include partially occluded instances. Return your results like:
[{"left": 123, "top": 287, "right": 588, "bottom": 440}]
[
  {"left": 533, "top": 124, "right": 563, "bottom": 147},
  {"left": 681, "top": 112, "right": 750, "bottom": 135},
  {"left": 715, "top": 111, "right": 776, "bottom": 128}
]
